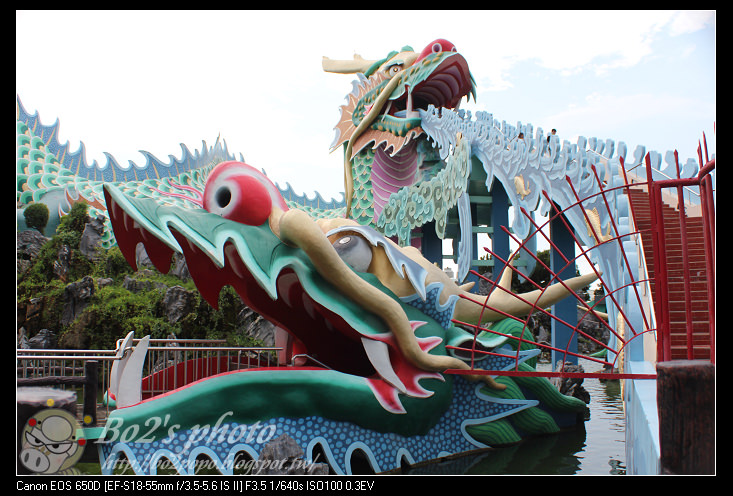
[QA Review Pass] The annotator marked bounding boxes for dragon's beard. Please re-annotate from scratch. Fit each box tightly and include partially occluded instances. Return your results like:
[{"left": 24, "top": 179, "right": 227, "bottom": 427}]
[
  {"left": 350, "top": 125, "right": 423, "bottom": 160},
  {"left": 330, "top": 71, "right": 425, "bottom": 160}
]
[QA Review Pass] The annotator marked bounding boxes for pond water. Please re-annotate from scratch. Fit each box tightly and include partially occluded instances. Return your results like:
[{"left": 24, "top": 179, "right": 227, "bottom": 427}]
[{"left": 406, "top": 358, "right": 626, "bottom": 475}]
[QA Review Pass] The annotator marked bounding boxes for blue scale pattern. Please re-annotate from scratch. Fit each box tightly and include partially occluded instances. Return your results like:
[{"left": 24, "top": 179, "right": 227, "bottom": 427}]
[
  {"left": 400, "top": 282, "right": 458, "bottom": 329},
  {"left": 99, "top": 373, "right": 537, "bottom": 475}
]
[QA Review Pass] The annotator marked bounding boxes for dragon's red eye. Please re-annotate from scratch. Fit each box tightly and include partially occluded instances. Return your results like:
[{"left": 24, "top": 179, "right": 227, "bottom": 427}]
[{"left": 203, "top": 161, "right": 288, "bottom": 226}]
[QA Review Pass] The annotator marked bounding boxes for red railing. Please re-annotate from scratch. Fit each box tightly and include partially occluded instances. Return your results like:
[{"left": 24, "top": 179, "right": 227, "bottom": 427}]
[
  {"left": 646, "top": 138, "right": 715, "bottom": 364},
  {"left": 444, "top": 135, "right": 715, "bottom": 381},
  {"left": 446, "top": 167, "right": 658, "bottom": 381}
]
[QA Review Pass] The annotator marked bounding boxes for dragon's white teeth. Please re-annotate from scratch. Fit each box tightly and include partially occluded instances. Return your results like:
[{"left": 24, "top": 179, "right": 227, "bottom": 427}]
[
  {"left": 276, "top": 272, "right": 298, "bottom": 308},
  {"left": 123, "top": 210, "right": 135, "bottom": 231},
  {"left": 361, "top": 337, "right": 407, "bottom": 394},
  {"left": 302, "top": 292, "right": 318, "bottom": 321},
  {"left": 405, "top": 86, "right": 420, "bottom": 119}
]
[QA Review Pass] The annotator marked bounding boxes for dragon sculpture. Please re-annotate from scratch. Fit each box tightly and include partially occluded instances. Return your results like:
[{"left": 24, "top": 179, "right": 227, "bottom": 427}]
[
  {"left": 98, "top": 157, "right": 595, "bottom": 474},
  {"left": 21, "top": 38, "right": 659, "bottom": 475}
]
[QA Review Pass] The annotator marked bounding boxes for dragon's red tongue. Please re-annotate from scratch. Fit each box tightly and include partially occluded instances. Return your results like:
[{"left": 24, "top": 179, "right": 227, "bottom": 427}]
[{"left": 365, "top": 321, "right": 444, "bottom": 413}]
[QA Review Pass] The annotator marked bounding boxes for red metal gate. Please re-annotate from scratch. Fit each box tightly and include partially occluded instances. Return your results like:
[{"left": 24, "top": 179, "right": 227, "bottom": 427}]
[{"left": 645, "top": 140, "right": 715, "bottom": 363}]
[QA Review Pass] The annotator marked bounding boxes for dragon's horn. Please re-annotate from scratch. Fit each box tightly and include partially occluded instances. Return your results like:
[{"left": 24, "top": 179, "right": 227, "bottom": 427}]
[
  {"left": 322, "top": 54, "right": 379, "bottom": 74},
  {"left": 454, "top": 271, "right": 599, "bottom": 326}
]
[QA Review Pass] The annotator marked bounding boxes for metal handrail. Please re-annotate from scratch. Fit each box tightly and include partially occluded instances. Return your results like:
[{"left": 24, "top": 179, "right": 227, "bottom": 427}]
[
  {"left": 623, "top": 152, "right": 707, "bottom": 202},
  {"left": 17, "top": 340, "right": 284, "bottom": 410}
]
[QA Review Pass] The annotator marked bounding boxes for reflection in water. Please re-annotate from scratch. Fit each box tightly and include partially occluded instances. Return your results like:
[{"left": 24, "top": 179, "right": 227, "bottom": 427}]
[{"left": 407, "top": 359, "right": 626, "bottom": 475}]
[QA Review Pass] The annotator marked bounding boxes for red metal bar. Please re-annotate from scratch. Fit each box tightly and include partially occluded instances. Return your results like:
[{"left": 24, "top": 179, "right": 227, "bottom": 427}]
[
  {"left": 700, "top": 173, "right": 715, "bottom": 363},
  {"left": 464, "top": 270, "right": 615, "bottom": 357},
  {"left": 457, "top": 270, "right": 646, "bottom": 367},
  {"left": 516, "top": 200, "right": 632, "bottom": 342},
  {"left": 698, "top": 143, "right": 715, "bottom": 363},
  {"left": 489, "top": 211, "right": 625, "bottom": 353},
  {"left": 540, "top": 187, "right": 641, "bottom": 331},
  {"left": 645, "top": 155, "right": 665, "bottom": 363},
  {"left": 655, "top": 183, "right": 673, "bottom": 361},
  {"left": 444, "top": 368, "right": 657, "bottom": 380},
  {"left": 646, "top": 154, "right": 672, "bottom": 361},
  {"left": 456, "top": 266, "right": 625, "bottom": 368},
  {"left": 671, "top": 151, "right": 694, "bottom": 360},
  {"left": 587, "top": 165, "right": 655, "bottom": 334},
  {"left": 450, "top": 316, "right": 608, "bottom": 367},
  {"left": 464, "top": 179, "right": 658, "bottom": 374},
  {"left": 448, "top": 140, "right": 714, "bottom": 378}
]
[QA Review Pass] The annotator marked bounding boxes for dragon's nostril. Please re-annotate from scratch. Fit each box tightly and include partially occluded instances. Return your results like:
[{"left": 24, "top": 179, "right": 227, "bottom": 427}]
[
  {"left": 215, "top": 187, "right": 231, "bottom": 208},
  {"left": 203, "top": 161, "right": 288, "bottom": 226}
]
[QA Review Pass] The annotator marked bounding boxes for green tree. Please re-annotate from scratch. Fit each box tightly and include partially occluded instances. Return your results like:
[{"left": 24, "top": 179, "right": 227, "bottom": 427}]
[
  {"left": 24, "top": 203, "right": 49, "bottom": 232},
  {"left": 56, "top": 201, "right": 89, "bottom": 246}
]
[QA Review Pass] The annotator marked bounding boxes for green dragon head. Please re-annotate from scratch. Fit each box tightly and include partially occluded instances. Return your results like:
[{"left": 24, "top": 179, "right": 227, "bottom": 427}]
[
  {"left": 323, "top": 39, "right": 476, "bottom": 220},
  {"left": 103, "top": 158, "right": 595, "bottom": 413}
]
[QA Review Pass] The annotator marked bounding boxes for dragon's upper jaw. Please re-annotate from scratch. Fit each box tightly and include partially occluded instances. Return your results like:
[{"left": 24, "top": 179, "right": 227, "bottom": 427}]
[
  {"left": 102, "top": 185, "right": 442, "bottom": 408},
  {"left": 384, "top": 53, "right": 474, "bottom": 120}
]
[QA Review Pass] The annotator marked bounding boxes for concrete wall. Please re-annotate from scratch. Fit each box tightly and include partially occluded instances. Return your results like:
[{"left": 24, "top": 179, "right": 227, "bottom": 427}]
[{"left": 624, "top": 360, "right": 660, "bottom": 475}]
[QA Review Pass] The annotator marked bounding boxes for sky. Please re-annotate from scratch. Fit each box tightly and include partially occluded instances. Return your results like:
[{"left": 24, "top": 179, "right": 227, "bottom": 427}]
[{"left": 16, "top": 10, "right": 715, "bottom": 204}]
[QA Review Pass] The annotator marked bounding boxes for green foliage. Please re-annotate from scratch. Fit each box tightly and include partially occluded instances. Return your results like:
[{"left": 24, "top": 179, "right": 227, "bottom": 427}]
[
  {"left": 98, "top": 246, "right": 134, "bottom": 279},
  {"left": 18, "top": 204, "right": 273, "bottom": 351},
  {"left": 24, "top": 203, "right": 49, "bottom": 232},
  {"left": 17, "top": 241, "right": 56, "bottom": 293},
  {"left": 57, "top": 201, "right": 89, "bottom": 235},
  {"left": 55, "top": 201, "right": 89, "bottom": 247},
  {"left": 65, "top": 285, "right": 176, "bottom": 350}
]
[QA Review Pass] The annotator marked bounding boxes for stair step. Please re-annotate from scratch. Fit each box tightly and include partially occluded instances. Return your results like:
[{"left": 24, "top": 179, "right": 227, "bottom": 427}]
[{"left": 627, "top": 184, "right": 713, "bottom": 360}]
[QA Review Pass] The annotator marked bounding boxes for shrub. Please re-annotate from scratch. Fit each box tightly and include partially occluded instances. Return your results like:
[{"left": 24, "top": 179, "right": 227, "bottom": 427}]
[
  {"left": 69, "top": 285, "right": 176, "bottom": 350},
  {"left": 100, "top": 246, "right": 134, "bottom": 279},
  {"left": 57, "top": 201, "right": 89, "bottom": 237},
  {"left": 24, "top": 203, "right": 49, "bottom": 232}
]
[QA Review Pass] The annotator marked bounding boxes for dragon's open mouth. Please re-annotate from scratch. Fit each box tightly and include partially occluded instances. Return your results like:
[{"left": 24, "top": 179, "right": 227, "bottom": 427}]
[
  {"left": 384, "top": 54, "right": 473, "bottom": 120},
  {"left": 103, "top": 185, "right": 444, "bottom": 413}
]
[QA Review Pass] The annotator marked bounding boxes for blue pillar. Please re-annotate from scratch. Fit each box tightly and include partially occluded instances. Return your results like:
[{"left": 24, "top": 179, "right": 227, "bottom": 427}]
[
  {"left": 550, "top": 208, "right": 578, "bottom": 366},
  {"left": 421, "top": 221, "right": 443, "bottom": 266},
  {"left": 490, "top": 182, "right": 510, "bottom": 284},
  {"left": 462, "top": 202, "right": 480, "bottom": 292}
]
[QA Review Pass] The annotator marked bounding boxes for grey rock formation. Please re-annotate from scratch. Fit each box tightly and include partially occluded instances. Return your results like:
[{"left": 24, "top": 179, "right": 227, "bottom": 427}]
[
  {"left": 79, "top": 215, "right": 106, "bottom": 260},
  {"left": 162, "top": 286, "right": 197, "bottom": 324},
  {"left": 256, "top": 434, "right": 329, "bottom": 475},
  {"left": 61, "top": 276, "right": 95, "bottom": 326}
]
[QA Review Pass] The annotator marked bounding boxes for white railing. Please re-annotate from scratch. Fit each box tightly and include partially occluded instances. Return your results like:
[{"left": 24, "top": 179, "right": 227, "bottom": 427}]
[{"left": 17, "top": 337, "right": 282, "bottom": 425}]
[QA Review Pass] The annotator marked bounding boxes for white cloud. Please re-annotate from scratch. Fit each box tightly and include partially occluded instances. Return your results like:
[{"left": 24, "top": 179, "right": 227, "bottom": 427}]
[
  {"left": 666, "top": 10, "right": 715, "bottom": 36},
  {"left": 16, "top": 9, "right": 714, "bottom": 199},
  {"left": 541, "top": 91, "right": 714, "bottom": 162}
]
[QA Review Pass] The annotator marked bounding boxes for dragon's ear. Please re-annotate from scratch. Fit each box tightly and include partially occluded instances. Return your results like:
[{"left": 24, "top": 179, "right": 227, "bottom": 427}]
[{"left": 322, "top": 54, "right": 379, "bottom": 74}]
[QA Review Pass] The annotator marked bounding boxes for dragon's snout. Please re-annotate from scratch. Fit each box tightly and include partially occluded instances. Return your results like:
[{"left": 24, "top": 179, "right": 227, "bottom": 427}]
[{"left": 415, "top": 38, "right": 457, "bottom": 63}]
